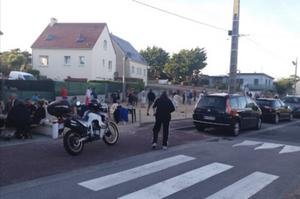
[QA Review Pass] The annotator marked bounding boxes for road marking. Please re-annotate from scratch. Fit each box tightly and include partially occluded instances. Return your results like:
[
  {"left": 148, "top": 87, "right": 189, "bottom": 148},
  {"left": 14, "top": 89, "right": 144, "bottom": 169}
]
[
  {"left": 206, "top": 171, "right": 279, "bottom": 199},
  {"left": 254, "top": 142, "right": 284, "bottom": 150},
  {"left": 78, "top": 155, "right": 195, "bottom": 191},
  {"left": 279, "top": 145, "right": 300, "bottom": 154},
  {"left": 118, "top": 162, "right": 233, "bottom": 199},
  {"left": 233, "top": 140, "right": 300, "bottom": 154},
  {"left": 233, "top": 140, "right": 262, "bottom": 147}
]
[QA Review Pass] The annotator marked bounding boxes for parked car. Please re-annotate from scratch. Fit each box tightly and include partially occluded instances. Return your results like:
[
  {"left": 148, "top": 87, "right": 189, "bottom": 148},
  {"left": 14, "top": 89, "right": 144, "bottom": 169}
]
[
  {"left": 193, "top": 93, "right": 262, "bottom": 136},
  {"left": 255, "top": 98, "right": 293, "bottom": 123},
  {"left": 282, "top": 95, "right": 300, "bottom": 118},
  {"left": 8, "top": 71, "right": 36, "bottom": 80}
]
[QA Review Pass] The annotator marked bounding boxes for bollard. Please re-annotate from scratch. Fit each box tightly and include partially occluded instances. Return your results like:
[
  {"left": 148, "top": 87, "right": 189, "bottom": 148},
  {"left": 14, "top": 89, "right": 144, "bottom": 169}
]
[{"left": 52, "top": 121, "right": 59, "bottom": 139}]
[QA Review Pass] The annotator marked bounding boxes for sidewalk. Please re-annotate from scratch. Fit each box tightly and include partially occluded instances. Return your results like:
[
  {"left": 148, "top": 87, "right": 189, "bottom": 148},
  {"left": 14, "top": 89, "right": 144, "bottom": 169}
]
[{"left": 0, "top": 102, "right": 196, "bottom": 146}]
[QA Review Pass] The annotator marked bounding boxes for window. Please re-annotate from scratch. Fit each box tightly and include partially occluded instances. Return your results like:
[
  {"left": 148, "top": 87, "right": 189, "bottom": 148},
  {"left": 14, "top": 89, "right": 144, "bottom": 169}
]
[
  {"left": 79, "top": 56, "right": 85, "bottom": 65},
  {"left": 39, "top": 55, "right": 49, "bottom": 66},
  {"left": 64, "top": 56, "right": 71, "bottom": 65},
  {"left": 254, "top": 79, "right": 259, "bottom": 85},
  {"left": 144, "top": 69, "right": 146, "bottom": 76},
  {"left": 131, "top": 65, "right": 135, "bottom": 74},
  {"left": 102, "top": 59, "right": 105, "bottom": 67},
  {"left": 103, "top": 40, "right": 107, "bottom": 50},
  {"left": 237, "top": 96, "right": 247, "bottom": 109},
  {"left": 230, "top": 97, "right": 239, "bottom": 109},
  {"left": 108, "top": 61, "right": 112, "bottom": 71}
]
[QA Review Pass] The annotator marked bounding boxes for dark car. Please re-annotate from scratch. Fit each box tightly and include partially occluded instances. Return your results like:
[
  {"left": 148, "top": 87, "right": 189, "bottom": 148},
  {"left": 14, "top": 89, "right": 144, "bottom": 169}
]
[
  {"left": 193, "top": 93, "right": 262, "bottom": 136},
  {"left": 255, "top": 98, "right": 293, "bottom": 123},
  {"left": 282, "top": 96, "right": 300, "bottom": 118}
]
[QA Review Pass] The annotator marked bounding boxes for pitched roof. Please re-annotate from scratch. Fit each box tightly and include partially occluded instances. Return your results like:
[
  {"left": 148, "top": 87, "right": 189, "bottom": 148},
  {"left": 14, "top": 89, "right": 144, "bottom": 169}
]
[
  {"left": 111, "top": 34, "right": 147, "bottom": 65},
  {"left": 31, "top": 23, "right": 106, "bottom": 49},
  {"left": 237, "top": 73, "right": 274, "bottom": 79}
]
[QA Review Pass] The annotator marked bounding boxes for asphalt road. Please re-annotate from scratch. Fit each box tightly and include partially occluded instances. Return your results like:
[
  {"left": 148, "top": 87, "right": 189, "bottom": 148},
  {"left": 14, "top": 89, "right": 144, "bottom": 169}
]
[{"left": 1, "top": 119, "right": 300, "bottom": 199}]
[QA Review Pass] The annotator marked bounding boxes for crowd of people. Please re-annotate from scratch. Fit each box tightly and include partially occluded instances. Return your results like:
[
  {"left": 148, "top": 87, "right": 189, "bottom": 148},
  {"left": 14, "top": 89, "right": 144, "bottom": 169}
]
[{"left": 0, "top": 93, "right": 46, "bottom": 139}]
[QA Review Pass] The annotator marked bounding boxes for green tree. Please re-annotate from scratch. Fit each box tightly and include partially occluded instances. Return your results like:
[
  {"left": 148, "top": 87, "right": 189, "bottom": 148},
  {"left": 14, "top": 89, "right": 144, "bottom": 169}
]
[
  {"left": 274, "top": 77, "right": 294, "bottom": 96},
  {"left": 164, "top": 47, "right": 207, "bottom": 83},
  {"left": 0, "top": 49, "right": 33, "bottom": 76},
  {"left": 140, "top": 46, "right": 169, "bottom": 79}
]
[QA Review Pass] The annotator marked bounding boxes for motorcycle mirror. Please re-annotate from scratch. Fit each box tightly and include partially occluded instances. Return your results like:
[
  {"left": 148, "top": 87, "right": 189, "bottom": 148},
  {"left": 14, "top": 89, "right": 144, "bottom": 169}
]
[{"left": 76, "top": 101, "right": 81, "bottom": 106}]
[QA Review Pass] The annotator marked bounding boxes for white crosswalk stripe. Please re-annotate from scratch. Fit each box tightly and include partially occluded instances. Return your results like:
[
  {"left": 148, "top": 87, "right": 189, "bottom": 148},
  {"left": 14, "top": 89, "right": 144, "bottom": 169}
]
[
  {"left": 206, "top": 171, "right": 279, "bottom": 199},
  {"left": 118, "top": 162, "right": 233, "bottom": 199},
  {"left": 78, "top": 155, "right": 195, "bottom": 191},
  {"left": 78, "top": 155, "right": 280, "bottom": 198}
]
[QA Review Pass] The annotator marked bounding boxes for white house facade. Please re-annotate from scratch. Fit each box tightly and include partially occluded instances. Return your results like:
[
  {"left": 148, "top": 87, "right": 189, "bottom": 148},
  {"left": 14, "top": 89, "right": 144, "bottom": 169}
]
[
  {"left": 237, "top": 73, "right": 274, "bottom": 91},
  {"left": 111, "top": 34, "right": 148, "bottom": 85},
  {"left": 31, "top": 19, "right": 116, "bottom": 81}
]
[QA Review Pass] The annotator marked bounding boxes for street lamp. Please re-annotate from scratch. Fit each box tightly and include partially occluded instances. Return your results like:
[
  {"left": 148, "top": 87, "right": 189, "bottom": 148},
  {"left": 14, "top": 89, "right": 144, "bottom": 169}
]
[
  {"left": 122, "top": 54, "right": 129, "bottom": 102},
  {"left": 292, "top": 58, "right": 298, "bottom": 95}
]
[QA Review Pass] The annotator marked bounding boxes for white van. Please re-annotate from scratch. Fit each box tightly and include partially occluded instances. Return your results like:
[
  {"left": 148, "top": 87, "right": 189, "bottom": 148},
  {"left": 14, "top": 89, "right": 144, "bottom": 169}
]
[{"left": 8, "top": 71, "right": 36, "bottom": 80}]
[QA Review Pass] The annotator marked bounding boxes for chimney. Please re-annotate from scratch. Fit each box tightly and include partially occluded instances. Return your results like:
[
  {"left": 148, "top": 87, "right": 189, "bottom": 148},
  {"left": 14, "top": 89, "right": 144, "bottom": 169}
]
[{"left": 50, "top": 18, "right": 57, "bottom": 26}]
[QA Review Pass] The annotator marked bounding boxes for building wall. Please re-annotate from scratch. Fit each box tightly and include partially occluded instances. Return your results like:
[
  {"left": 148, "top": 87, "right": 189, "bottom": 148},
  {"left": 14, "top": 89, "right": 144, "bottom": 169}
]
[
  {"left": 32, "top": 48, "right": 93, "bottom": 81},
  {"left": 128, "top": 60, "right": 148, "bottom": 85},
  {"left": 91, "top": 26, "right": 116, "bottom": 80},
  {"left": 112, "top": 40, "right": 129, "bottom": 78},
  {"left": 237, "top": 74, "right": 273, "bottom": 89},
  {"left": 32, "top": 25, "right": 116, "bottom": 81}
]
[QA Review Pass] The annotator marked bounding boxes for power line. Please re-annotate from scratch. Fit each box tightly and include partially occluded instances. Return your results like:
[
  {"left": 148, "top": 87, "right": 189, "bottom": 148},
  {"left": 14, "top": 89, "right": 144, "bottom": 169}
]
[{"left": 132, "top": 0, "right": 228, "bottom": 32}]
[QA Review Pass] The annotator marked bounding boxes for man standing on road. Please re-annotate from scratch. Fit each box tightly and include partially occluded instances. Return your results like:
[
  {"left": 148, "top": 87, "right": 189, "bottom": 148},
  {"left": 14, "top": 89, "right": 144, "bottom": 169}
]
[
  {"left": 152, "top": 91, "right": 175, "bottom": 150},
  {"left": 147, "top": 89, "right": 156, "bottom": 116}
]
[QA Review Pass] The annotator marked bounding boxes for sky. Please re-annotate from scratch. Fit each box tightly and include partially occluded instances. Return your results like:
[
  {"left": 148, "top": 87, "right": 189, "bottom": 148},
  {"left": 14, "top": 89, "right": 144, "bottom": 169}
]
[{"left": 0, "top": 0, "right": 299, "bottom": 80}]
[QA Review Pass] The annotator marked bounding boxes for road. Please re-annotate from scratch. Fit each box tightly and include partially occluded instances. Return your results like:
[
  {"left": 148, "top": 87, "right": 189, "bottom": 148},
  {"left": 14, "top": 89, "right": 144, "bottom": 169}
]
[{"left": 0, "top": 119, "right": 300, "bottom": 198}]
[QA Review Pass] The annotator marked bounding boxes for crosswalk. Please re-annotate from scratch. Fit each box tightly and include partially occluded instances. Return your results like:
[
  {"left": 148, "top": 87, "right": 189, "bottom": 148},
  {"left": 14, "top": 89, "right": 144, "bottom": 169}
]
[{"left": 78, "top": 155, "right": 279, "bottom": 199}]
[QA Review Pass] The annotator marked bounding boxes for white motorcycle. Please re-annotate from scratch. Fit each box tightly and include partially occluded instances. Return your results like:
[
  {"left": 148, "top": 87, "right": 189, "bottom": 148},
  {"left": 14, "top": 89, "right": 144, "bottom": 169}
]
[{"left": 48, "top": 99, "right": 119, "bottom": 156}]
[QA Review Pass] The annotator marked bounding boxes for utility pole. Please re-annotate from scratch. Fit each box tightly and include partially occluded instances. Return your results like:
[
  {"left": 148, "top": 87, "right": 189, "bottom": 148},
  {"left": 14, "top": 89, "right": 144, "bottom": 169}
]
[
  {"left": 228, "top": 0, "right": 240, "bottom": 94},
  {"left": 292, "top": 58, "right": 298, "bottom": 95}
]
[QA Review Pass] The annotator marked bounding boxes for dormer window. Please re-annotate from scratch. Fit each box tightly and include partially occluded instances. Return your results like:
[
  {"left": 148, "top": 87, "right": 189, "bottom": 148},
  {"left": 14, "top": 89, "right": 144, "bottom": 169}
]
[
  {"left": 103, "top": 40, "right": 107, "bottom": 50},
  {"left": 46, "top": 34, "right": 54, "bottom": 41},
  {"left": 77, "top": 34, "right": 85, "bottom": 43}
]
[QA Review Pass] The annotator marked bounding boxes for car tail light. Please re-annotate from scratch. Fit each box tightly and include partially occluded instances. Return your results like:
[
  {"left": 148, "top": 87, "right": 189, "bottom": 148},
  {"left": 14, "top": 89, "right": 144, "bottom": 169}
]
[
  {"left": 226, "top": 99, "right": 238, "bottom": 116},
  {"left": 263, "top": 106, "right": 273, "bottom": 112}
]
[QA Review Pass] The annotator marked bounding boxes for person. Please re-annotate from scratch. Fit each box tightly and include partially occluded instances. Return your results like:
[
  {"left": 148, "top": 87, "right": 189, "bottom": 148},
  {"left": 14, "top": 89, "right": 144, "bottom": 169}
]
[
  {"left": 172, "top": 92, "right": 181, "bottom": 109},
  {"left": 147, "top": 89, "right": 156, "bottom": 116},
  {"left": 152, "top": 91, "right": 175, "bottom": 150},
  {"left": 140, "top": 90, "right": 146, "bottom": 108},
  {"left": 91, "top": 88, "right": 97, "bottom": 99},
  {"left": 182, "top": 91, "right": 186, "bottom": 104},
  {"left": 60, "top": 87, "right": 68, "bottom": 100},
  {"left": 85, "top": 88, "right": 92, "bottom": 105}
]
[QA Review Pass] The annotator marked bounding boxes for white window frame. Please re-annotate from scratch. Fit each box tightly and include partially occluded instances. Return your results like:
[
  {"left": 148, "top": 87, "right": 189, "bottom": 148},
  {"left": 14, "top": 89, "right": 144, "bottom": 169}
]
[
  {"left": 131, "top": 65, "right": 135, "bottom": 74},
  {"left": 103, "top": 40, "right": 107, "bottom": 50},
  {"left": 39, "top": 55, "right": 49, "bottom": 66},
  {"left": 108, "top": 60, "right": 112, "bottom": 71},
  {"left": 64, "top": 56, "right": 71, "bottom": 65},
  {"left": 102, "top": 59, "right": 105, "bottom": 67},
  {"left": 79, "top": 56, "right": 85, "bottom": 65}
]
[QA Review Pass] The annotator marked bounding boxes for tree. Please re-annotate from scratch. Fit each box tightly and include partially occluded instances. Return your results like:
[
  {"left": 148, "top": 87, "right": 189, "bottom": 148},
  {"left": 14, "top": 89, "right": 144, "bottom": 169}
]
[
  {"left": 274, "top": 77, "right": 294, "bottom": 96},
  {"left": 140, "top": 46, "right": 169, "bottom": 79},
  {"left": 164, "top": 47, "right": 207, "bottom": 83},
  {"left": 0, "top": 49, "right": 33, "bottom": 76}
]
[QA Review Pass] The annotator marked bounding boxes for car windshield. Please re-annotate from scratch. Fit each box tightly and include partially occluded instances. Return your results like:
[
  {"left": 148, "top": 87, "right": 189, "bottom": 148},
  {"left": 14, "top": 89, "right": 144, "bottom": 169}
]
[
  {"left": 256, "top": 99, "right": 273, "bottom": 107},
  {"left": 197, "top": 96, "right": 226, "bottom": 111}
]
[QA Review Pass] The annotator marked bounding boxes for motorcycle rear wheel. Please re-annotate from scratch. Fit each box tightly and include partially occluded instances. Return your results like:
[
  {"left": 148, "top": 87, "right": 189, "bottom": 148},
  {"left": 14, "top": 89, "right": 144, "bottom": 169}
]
[
  {"left": 103, "top": 122, "right": 119, "bottom": 145},
  {"left": 63, "top": 130, "right": 84, "bottom": 156}
]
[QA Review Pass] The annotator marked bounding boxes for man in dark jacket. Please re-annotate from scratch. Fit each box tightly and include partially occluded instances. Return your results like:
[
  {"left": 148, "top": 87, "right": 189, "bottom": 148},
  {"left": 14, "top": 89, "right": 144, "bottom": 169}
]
[
  {"left": 147, "top": 89, "right": 156, "bottom": 116},
  {"left": 152, "top": 91, "right": 175, "bottom": 150}
]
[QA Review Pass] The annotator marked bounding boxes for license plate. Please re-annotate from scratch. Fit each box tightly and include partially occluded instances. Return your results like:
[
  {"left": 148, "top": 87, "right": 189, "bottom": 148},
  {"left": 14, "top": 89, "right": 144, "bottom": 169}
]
[{"left": 203, "top": 116, "right": 215, "bottom": 121}]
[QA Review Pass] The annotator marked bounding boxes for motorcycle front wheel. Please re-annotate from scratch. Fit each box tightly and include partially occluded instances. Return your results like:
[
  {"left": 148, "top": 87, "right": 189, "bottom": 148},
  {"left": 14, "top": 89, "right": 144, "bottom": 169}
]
[
  {"left": 103, "top": 122, "right": 119, "bottom": 145},
  {"left": 63, "top": 130, "right": 84, "bottom": 156}
]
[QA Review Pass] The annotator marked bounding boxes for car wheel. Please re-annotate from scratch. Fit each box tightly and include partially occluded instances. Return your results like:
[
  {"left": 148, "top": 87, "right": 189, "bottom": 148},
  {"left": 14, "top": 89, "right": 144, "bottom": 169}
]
[
  {"left": 231, "top": 122, "right": 240, "bottom": 136},
  {"left": 255, "top": 117, "right": 262, "bottom": 130},
  {"left": 274, "top": 114, "right": 279, "bottom": 124}
]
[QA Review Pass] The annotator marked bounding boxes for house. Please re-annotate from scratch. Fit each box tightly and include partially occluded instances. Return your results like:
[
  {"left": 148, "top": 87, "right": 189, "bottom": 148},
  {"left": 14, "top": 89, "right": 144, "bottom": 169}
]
[
  {"left": 31, "top": 18, "right": 116, "bottom": 81},
  {"left": 207, "top": 75, "right": 228, "bottom": 88},
  {"left": 111, "top": 34, "right": 148, "bottom": 85},
  {"left": 236, "top": 73, "right": 274, "bottom": 91}
]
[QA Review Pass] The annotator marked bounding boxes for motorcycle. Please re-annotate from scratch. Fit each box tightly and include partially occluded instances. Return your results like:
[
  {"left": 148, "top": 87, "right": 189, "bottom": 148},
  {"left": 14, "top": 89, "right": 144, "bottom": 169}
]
[{"left": 47, "top": 99, "right": 119, "bottom": 156}]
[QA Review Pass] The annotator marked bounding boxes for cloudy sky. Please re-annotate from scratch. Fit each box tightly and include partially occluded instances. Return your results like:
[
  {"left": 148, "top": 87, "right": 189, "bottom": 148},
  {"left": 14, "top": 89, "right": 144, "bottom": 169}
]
[{"left": 0, "top": 0, "right": 299, "bottom": 79}]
